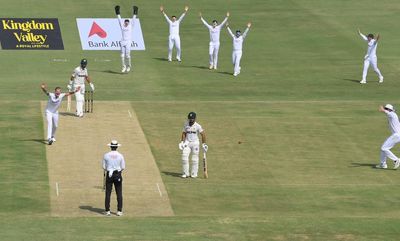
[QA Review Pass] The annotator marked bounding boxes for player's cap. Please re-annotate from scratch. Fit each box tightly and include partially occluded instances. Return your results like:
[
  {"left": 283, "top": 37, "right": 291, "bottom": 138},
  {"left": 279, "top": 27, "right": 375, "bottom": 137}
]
[
  {"left": 107, "top": 140, "right": 121, "bottom": 147},
  {"left": 188, "top": 112, "right": 196, "bottom": 119},
  {"left": 385, "top": 104, "right": 394, "bottom": 111},
  {"left": 80, "top": 59, "right": 88, "bottom": 66}
]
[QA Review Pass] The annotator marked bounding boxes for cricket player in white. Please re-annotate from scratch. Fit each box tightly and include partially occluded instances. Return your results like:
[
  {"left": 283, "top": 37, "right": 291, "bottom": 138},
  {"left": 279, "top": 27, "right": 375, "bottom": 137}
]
[
  {"left": 199, "top": 11, "right": 229, "bottom": 70},
  {"left": 160, "top": 5, "right": 189, "bottom": 62},
  {"left": 68, "top": 59, "right": 94, "bottom": 117},
  {"left": 358, "top": 29, "right": 384, "bottom": 84},
  {"left": 115, "top": 5, "right": 138, "bottom": 73},
  {"left": 227, "top": 22, "right": 252, "bottom": 76},
  {"left": 179, "top": 112, "right": 207, "bottom": 178},
  {"left": 41, "top": 83, "right": 80, "bottom": 145},
  {"left": 377, "top": 104, "right": 400, "bottom": 169}
]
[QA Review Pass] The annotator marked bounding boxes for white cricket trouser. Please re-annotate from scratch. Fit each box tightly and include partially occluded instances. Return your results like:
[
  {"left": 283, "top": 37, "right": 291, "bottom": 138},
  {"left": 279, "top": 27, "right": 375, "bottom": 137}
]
[
  {"left": 74, "top": 84, "right": 85, "bottom": 116},
  {"left": 232, "top": 50, "right": 243, "bottom": 74},
  {"left": 181, "top": 141, "right": 200, "bottom": 176},
  {"left": 209, "top": 42, "right": 220, "bottom": 68},
  {"left": 380, "top": 133, "right": 400, "bottom": 165},
  {"left": 120, "top": 41, "right": 131, "bottom": 68},
  {"left": 362, "top": 56, "right": 383, "bottom": 81},
  {"left": 45, "top": 110, "right": 59, "bottom": 140},
  {"left": 168, "top": 35, "right": 181, "bottom": 60}
]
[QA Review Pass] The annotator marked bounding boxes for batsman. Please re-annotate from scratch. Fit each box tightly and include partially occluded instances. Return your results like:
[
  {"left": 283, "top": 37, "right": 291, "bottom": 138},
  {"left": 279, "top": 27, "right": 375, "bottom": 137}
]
[
  {"left": 67, "top": 59, "right": 94, "bottom": 117},
  {"left": 179, "top": 112, "right": 208, "bottom": 178}
]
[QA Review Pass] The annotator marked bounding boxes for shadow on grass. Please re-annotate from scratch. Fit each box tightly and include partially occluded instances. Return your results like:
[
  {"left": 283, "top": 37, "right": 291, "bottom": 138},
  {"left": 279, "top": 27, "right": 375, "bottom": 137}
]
[
  {"left": 19, "top": 139, "right": 47, "bottom": 144},
  {"left": 350, "top": 163, "right": 380, "bottom": 169},
  {"left": 59, "top": 112, "right": 77, "bottom": 117},
  {"left": 100, "top": 70, "right": 123, "bottom": 75},
  {"left": 79, "top": 205, "right": 104, "bottom": 214},
  {"left": 162, "top": 171, "right": 182, "bottom": 177},
  {"left": 343, "top": 78, "right": 361, "bottom": 83},
  {"left": 153, "top": 57, "right": 168, "bottom": 61}
]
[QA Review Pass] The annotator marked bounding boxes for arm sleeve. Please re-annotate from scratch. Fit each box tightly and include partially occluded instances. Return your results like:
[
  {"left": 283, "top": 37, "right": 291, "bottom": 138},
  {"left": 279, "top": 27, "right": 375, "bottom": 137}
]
[
  {"left": 242, "top": 27, "right": 250, "bottom": 39},
  {"left": 359, "top": 33, "right": 368, "bottom": 41},
  {"left": 178, "top": 12, "right": 186, "bottom": 22},
  {"left": 163, "top": 13, "right": 172, "bottom": 24},
  {"left": 227, "top": 27, "right": 234, "bottom": 38},
  {"left": 102, "top": 156, "right": 106, "bottom": 170},
  {"left": 198, "top": 124, "right": 204, "bottom": 133},
  {"left": 117, "top": 15, "right": 124, "bottom": 27},
  {"left": 220, "top": 17, "right": 228, "bottom": 27},
  {"left": 71, "top": 68, "right": 77, "bottom": 78},
  {"left": 121, "top": 155, "right": 126, "bottom": 170},
  {"left": 200, "top": 17, "right": 211, "bottom": 29}
]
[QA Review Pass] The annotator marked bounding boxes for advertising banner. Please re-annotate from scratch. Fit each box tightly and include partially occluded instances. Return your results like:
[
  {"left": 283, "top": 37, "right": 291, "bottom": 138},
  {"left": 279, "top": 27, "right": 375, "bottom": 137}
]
[
  {"left": 76, "top": 18, "right": 145, "bottom": 50},
  {"left": 0, "top": 18, "right": 64, "bottom": 50}
]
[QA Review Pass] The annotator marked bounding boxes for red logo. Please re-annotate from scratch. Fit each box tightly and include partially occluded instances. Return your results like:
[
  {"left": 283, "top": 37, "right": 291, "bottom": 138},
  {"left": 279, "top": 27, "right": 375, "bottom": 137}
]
[{"left": 88, "top": 21, "right": 107, "bottom": 38}]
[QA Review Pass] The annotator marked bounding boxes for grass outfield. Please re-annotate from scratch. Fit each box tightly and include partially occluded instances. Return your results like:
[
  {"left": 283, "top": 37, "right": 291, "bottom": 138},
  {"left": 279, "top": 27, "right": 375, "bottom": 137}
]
[{"left": 2, "top": 0, "right": 400, "bottom": 240}]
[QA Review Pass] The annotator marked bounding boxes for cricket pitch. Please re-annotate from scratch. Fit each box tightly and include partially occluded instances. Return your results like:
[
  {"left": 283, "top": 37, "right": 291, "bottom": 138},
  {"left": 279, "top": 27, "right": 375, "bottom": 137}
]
[{"left": 42, "top": 101, "right": 174, "bottom": 217}]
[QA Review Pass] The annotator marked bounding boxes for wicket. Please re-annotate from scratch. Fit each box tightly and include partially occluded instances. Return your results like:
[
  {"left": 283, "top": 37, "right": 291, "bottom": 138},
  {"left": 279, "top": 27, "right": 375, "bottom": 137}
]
[{"left": 84, "top": 90, "right": 94, "bottom": 113}]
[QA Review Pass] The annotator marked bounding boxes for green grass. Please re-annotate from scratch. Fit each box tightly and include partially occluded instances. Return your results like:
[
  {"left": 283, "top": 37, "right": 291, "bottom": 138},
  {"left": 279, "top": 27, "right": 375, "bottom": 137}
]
[{"left": 2, "top": 0, "right": 400, "bottom": 240}]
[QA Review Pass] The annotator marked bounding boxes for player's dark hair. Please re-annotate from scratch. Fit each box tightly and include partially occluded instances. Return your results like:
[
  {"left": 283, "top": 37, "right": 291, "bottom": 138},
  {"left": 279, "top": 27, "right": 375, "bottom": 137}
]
[
  {"left": 367, "top": 33, "right": 374, "bottom": 39},
  {"left": 124, "top": 19, "right": 130, "bottom": 23},
  {"left": 212, "top": 20, "right": 218, "bottom": 24},
  {"left": 55, "top": 87, "right": 61, "bottom": 91},
  {"left": 171, "top": 15, "right": 176, "bottom": 18}
]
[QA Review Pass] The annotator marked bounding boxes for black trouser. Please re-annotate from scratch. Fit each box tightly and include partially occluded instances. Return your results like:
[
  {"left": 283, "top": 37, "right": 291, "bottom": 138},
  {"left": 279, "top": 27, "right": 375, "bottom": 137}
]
[{"left": 105, "top": 171, "right": 123, "bottom": 212}]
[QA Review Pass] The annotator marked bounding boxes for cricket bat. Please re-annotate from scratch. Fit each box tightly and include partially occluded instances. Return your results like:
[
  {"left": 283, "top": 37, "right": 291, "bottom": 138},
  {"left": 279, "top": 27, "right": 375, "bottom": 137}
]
[
  {"left": 67, "top": 95, "right": 71, "bottom": 111},
  {"left": 203, "top": 152, "right": 208, "bottom": 179}
]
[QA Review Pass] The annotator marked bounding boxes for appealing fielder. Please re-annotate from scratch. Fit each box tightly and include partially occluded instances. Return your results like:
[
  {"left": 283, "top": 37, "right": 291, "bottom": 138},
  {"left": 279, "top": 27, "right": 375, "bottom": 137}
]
[
  {"left": 68, "top": 59, "right": 94, "bottom": 117},
  {"left": 103, "top": 140, "right": 126, "bottom": 216},
  {"left": 199, "top": 11, "right": 229, "bottom": 70},
  {"left": 41, "top": 83, "right": 80, "bottom": 145},
  {"left": 160, "top": 5, "right": 189, "bottom": 62},
  {"left": 115, "top": 5, "right": 138, "bottom": 73},
  {"left": 358, "top": 29, "right": 384, "bottom": 84},
  {"left": 377, "top": 104, "right": 400, "bottom": 169},
  {"left": 227, "top": 22, "right": 251, "bottom": 76},
  {"left": 179, "top": 112, "right": 208, "bottom": 178}
]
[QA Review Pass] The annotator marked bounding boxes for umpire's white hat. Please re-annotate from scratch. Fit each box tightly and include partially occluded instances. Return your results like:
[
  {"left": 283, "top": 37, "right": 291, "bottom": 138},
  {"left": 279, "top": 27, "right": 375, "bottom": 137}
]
[
  {"left": 385, "top": 104, "right": 395, "bottom": 111},
  {"left": 107, "top": 140, "right": 121, "bottom": 147}
]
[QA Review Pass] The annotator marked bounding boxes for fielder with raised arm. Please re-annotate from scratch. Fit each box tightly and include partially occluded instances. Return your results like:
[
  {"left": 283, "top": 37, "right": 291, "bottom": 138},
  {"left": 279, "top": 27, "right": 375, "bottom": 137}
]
[
  {"left": 115, "top": 5, "right": 138, "bottom": 73},
  {"left": 377, "top": 104, "right": 400, "bottom": 169},
  {"left": 68, "top": 59, "right": 94, "bottom": 117},
  {"left": 41, "top": 83, "right": 80, "bottom": 145},
  {"left": 199, "top": 11, "right": 229, "bottom": 70},
  {"left": 358, "top": 29, "right": 384, "bottom": 84},
  {"left": 227, "top": 22, "right": 251, "bottom": 76},
  {"left": 179, "top": 112, "right": 207, "bottom": 178},
  {"left": 160, "top": 5, "right": 189, "bottom": 62}
]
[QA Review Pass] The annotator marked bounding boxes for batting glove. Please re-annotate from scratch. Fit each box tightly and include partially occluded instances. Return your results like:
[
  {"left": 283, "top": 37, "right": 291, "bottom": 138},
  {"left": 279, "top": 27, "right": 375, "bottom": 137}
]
[
  {"left": 202, "top": 143, "right": 208, "bottom": 152},
  {"left": 178, "top": 141, "right": 184, "bottom": 150},
  {"left": 115, "top": 5, "right": 120, "bottom": 15},
  {"left": 67, "top": 84, "right": 72, "bottom": 91},
  {"left": 133, "top": 6, "right": 139, "bottom": 15},
  {"left": 90, "top": 83, "right": 95, "bottom": 91}
]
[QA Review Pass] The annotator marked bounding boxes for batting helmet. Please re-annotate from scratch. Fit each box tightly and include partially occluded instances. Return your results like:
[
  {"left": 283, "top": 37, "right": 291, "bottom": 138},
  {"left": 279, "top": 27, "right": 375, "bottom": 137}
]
[
  {"left": 188, "top": 112, "right": 196, "bottom": 119},
  {"left": 80, "top": 58, "right": 88, "bottom": 67}
]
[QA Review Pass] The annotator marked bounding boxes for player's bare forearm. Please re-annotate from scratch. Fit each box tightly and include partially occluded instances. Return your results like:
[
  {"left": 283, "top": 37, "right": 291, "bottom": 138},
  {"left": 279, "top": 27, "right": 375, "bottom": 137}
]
[
  {"left": 201, "top": 132, "right": 206, "bottom": 143},
  {"left": 86, "top": 76, "right": 91, "bottom": 83},
  {"left": 41, "top": 84, "right": 49, "bottom": 95},
  {"left": 379, "top": 105, "right": 385, "bottom": 112},
  {"left": 66, "top": 86, "right": 81, "bottom": 96},
  {"left": 376, "top": 34, "right": 380, "bottom": 42},
  {"left": 181, "top": 132, "right": 186, "bottom": 142}
]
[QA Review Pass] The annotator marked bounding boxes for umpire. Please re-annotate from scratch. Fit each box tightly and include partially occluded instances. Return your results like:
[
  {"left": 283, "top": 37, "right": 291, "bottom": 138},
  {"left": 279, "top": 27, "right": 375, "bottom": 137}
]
[{"left": 102, "top": 140, "right": 125, "bottom": 216}]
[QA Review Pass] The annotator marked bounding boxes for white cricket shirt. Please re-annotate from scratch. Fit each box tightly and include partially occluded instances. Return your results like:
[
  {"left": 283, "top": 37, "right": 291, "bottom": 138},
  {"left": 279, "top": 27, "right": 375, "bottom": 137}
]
[
  {"left": 360, "top": 33, "right": 378, "bottom": 58},
  {"left": 102, "top": 150, "right": 126, "bottom": 173},
  {"left": 182, "top": 121, "right": 204, "bottom": 142},
  {"left": 385, "top": 111, "right": 400, "bottom": 134},
  {"left": 118, "top": 15, "right": 136, "bottom": 42},
  {"left": 164, "top": 13, "right": 185, "bottom": 36},
  {"left": 228, "top": 27, "right": 250, "bottom": 51},
  {"left": 201, "top": 17, "right": 228, "bottom": 43},
  {"left": 71, "top": 66, "right": 88, "bottom": 86},
  {"left": 46, "top": 93, "right": 66, "bottom": 113}
]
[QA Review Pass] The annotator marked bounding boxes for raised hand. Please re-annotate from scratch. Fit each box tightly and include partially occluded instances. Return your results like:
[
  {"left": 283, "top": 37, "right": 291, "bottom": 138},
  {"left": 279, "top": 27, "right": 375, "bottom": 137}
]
[
  {"left": 247, "top": 22, "right": 252, "bottom": 28},
  {"left": 227, "top": 11, "right": 230, "bottom": 17},
  {"left": 199, "top": 12, "right": 202, "bottom": 17},
  {"left": 160, "top": 5, "right": 164, "bottom": 13},
  {"left": 184, "top": 6, "right": 189, "bottom": 12}
]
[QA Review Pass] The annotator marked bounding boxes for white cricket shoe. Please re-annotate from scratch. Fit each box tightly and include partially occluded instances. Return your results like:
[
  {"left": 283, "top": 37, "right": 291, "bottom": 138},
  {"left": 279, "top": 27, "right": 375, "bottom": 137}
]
[
  {"left": 190, "top": 175, "right": 198, "bottom": 178},
  {"left": 213, "top": 66, "right": 217, "bottom": 70},
  {"left": 360, "top": 79, "right": 366, "bottom": 84},
  {"left": 209, "top": 65, "right": 213, "bottom": 70},
  {"left": 376, "top": 163, "right": 388, "bottom": 169},
  {"left": 51, "top": 137, "right": 56, "bottom": 142},
  {"left": 233, "top": 72, "right": 238, "bottom": 77},
  {"left": 181, "top": 174, "right": 189, "bottom": 178},
  {"left": 177, "top": 58, "right": 181, "bottom": 62},
  {"left": 104, "top": 211, "right": 111, "bottom": 216},
  {"left": 168, "top": 58, "right": 172, "bottom": 62},
  {"left": 126, "top": 67, "right": 131, "bottom": 72},
  {"left": 379, "top": 76, "right": 384, "bottom": 83},
  {"left": 116, "top": 211, "right": 123, "bottom": 216},
  {"left": 394, "top": 160, "right": 400, "bottom": 169},
  {"left": 121, "top": 66, "right": 126, "bottom": 73}
]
